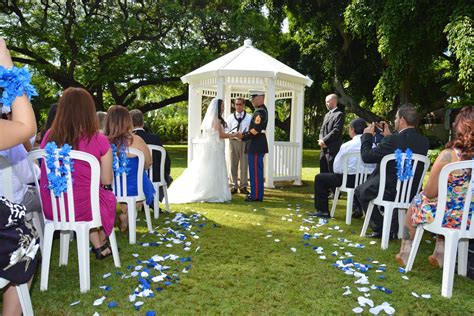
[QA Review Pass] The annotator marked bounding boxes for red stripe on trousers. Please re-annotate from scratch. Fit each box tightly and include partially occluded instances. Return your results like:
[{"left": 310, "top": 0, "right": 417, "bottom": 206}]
[{"left": 254, "top": 154, "right": 258, "bottom": 198}]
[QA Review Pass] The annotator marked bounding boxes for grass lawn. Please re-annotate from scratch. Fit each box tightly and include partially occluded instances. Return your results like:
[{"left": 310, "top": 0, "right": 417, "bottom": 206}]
[{"left": 13, "top": 145, "right": 474, "bottom": 315}]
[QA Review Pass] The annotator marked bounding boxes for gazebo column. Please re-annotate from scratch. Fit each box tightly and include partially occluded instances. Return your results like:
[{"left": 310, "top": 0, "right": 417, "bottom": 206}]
[
  {"left": 290, "top": 92, "right": 297, "bottom": 142},
  {"left": 187, "top": 84, "right": 201, "bottom": 166},
  {"left": 265, "top": 78, "right": 276, "bottom": 188},
  {"left": 294, "top": 88, "right": 304, "bottom": 185},
  {"left": 216, "top": 76, "right": 225, "bottom": 98}
]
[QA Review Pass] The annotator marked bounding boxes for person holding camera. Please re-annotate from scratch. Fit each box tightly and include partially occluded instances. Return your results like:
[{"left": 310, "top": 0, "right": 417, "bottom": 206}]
[{"left": 354, "top": 104, "right": 429, "bottom": 238}]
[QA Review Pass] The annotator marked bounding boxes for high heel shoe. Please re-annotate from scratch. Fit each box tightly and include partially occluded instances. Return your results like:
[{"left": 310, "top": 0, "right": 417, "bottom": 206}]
[
  {"left": 92, "top": 243, "right": 112, "bottom": 260},
  {"left": 395, "top": 240, "right": 412, "bottom": 266},
  {"left": 428, "top": 239, "right": 444, "bottom": 268}
]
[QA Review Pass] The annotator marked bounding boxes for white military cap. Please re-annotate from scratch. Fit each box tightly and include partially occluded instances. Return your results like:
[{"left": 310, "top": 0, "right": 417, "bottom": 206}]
[{"left": 249, "top": 90, "right": 265, "bottom": 97}]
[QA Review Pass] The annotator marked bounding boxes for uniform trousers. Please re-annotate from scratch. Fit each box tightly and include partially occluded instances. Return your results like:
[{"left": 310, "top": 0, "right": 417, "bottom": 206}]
[{"left": 248, "top": 153, "right": 264, "bottom": 200}]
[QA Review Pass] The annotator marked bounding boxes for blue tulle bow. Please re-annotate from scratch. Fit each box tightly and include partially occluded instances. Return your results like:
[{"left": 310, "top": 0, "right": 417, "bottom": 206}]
[
  {"left": 395, "top": 148, "right": 414, "bottom": 181},
  {"left": 45, "top": 142, "right": 74, "bottom": 197},
  {"left": 0, "top": 66, "right": 38, "bottom": 112}
]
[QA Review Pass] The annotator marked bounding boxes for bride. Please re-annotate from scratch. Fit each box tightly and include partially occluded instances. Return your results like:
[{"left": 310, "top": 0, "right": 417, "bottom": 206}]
[{"left": 167, "top": 98, "right": 235, "bottom": 203}]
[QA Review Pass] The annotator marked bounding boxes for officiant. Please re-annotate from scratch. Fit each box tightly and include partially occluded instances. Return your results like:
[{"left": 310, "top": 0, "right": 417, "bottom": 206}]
[{"left": 226, "top": 97, "right": 252, "bottom": 195}]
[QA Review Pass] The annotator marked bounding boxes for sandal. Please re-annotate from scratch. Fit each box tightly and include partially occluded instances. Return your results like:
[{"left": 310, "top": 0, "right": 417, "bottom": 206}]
[{"left": 92, "top": 243, "right": 112, "bottom": 260}]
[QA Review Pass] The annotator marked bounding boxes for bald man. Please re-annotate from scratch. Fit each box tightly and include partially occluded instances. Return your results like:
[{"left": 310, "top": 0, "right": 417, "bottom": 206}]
[{"left": 318, "top": 94, "right": 345, "bottom": 173}]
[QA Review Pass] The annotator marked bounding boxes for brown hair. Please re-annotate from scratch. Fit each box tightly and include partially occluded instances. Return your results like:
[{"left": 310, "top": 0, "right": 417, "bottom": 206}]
[
  {"left": 129, "top": 109, "right": 144, "bottom": 128},
  {"left": 104, "top": 105, "right": 133, "bottom": 148},
  {"left": 446, "top": 106, "right": 474, "bottom": 161},
  {"left": 45, "top": 88, "right": 98, "bottom": 147}
]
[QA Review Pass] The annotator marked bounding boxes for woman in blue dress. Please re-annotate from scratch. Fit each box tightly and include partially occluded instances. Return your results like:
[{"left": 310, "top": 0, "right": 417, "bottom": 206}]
[{"left": 104, "top": 105, "right": 155, "bottom": 232}]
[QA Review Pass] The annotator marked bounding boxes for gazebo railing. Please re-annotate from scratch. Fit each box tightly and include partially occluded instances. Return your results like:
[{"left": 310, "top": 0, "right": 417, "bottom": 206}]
[{"left": 273, "top": 141, "right": 299, "bottom": 181}]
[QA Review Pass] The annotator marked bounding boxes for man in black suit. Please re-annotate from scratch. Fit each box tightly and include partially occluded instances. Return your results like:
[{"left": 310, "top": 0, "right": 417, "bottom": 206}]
[
  {"left": 130, "top": 109, "right": 172, "bottom": 201},
  {"left": 318, "top": 94, "right": 345, "bottom": 173},
  {"left": 355, "top": 104, "right": 429, "bottom": 238}
]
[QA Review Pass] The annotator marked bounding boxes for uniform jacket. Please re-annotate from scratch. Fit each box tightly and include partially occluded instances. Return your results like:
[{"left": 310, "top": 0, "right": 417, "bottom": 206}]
[{"left": 242, "top": 105, "right": 268, "bottom": 154}]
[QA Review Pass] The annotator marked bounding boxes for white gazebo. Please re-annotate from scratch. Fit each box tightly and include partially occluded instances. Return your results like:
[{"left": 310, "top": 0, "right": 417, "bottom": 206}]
[{"left": 181, "top": 39, "right": 313, "bottom": 188}]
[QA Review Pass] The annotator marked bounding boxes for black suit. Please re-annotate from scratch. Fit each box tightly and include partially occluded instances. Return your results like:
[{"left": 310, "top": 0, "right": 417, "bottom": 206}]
[
  {"left": 133, "top": 128, "right": 172, "bottom": 186},
  {"left": 355, "top": 128, "right": 429, "bottom": 233},
  {"left": 319, "top": 107, "right": 344, "bottom": 173}
]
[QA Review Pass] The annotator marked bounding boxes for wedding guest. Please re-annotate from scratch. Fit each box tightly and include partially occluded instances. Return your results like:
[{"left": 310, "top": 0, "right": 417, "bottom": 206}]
[
  {"left": 96, "top": 111, "right": 107, "bottom": 133},
  {"left": 130, "top": 109, "right": 172, "bottom": 200},
  {"left": 104, "top": 105, "right": 154, "bottom": 232},
  {"left": 226, "top": 97, "right": 251, "bottom": 195},
  {"left": 311, "top": 118, "right": 375, "bottom": 218},
  {"left": 40, "top": 87, "right": 116, "bottom": 259},
  {"left": 355, "top": 104, "right": 429, "bottom": 239},
  {"left": 0, "top": 109, "right": 42, "bottom": 226},
  {"left": 395, "top": 106, "right": 474, "bottom": 266},
  {"left": 0, "top": 37, "right": 39, "bottom": 316},
  {"left": 318, "top": 94, "right": 345, "bottom": 173},
  {"left": 240, "top": 90, "right": 268, "bottom": 202}
]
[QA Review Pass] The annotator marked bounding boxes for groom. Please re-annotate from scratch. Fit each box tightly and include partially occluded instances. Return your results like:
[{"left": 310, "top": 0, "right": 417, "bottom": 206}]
[{"left": 239, "top": 90, "right": 268, "bottom": 202}]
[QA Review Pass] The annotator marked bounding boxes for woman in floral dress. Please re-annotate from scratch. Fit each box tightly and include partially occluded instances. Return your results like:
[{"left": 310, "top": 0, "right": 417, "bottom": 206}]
[
  {"left": 396, "top": 106, "right": 474, "bottom": 266},
  {"left": 0, "top": 37, "right": 39, "bottom": 316}
]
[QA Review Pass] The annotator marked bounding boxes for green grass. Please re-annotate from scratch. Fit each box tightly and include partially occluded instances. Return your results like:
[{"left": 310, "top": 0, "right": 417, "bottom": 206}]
[{"left": 8, "top": 146, "right": 474, "bottom": 314}]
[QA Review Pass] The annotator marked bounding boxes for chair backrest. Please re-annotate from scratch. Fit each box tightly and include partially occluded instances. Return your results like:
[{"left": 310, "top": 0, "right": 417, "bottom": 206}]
[
  {"left": 146, "top": 144, "right": 167, "bottom": 185},
  {"left": 28, "top": 149, "right": 102, "bottom": 229},
  {"left": 112, "top": 147, "right": 145, "bottom": 198},
  {"left": 340, "top": 152, "right": 373, "bottom": 190},
  {"left": 427, "top": 160, "right": 473, "bottom": 237},
  {"left": 0, "top": 156, "right": 14, "bottom": 200},
  {"left": 375, "top": 153, "right": 431, "bottom": 207}
]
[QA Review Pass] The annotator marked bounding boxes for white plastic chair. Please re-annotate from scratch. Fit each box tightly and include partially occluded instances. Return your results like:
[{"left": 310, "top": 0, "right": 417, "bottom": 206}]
[
  {"left": 113, "top": 147, "right": 153, "bottom": 244},
  {"left": 406, "top": 160, "right": 473, "bottom": 298},
  {"left": 147, "top": 145, "right": 170, "bottom": 219},
  {"left": 329, "top": 152, "right": 372, "bottom": 224},
  {"left": 360, "top": 153, "right": 430, "bottom": 249},
  {"left": 0, "top": 156, "right": 44, "bottom": 252},
  {"left": 0, "top": 278, "right": 34, "bottom": 316},
  {"left": 28, "top": 149, "right": 121, "bottom": 293}
]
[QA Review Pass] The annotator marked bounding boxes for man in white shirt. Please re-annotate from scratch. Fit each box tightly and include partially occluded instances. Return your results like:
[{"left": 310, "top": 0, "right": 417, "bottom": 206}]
[
  {"left": 226, "top": 97, "right": 252, "bottom": 194},
  {"left": 311, "top": 118, "right": 375, "bottom": 218}
]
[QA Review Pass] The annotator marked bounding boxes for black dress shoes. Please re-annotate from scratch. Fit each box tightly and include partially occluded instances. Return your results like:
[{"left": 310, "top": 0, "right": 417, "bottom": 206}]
[
  {"left": 352, "top": 210, "right": 363, "bottom": 219},
  {"left": 308, "top": 211, "right": 330, "bottom": 218},
  {"left": 245, "top": 197, "right": 262, "bottom": 202},
  {"left": 240, "top": 187, "right": 249, "bottom": 195},
  {"left": 231, "top": 188, "right": 238, "bottom": 194}
]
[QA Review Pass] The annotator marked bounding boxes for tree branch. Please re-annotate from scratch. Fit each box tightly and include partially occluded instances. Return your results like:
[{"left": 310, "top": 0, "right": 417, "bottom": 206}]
[{"left": 136, "top": 92, "right": 188, "bottom": 113}]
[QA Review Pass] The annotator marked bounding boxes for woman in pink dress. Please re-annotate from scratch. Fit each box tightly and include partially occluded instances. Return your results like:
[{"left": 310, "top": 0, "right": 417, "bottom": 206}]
[{"left": 40, "top": 87, "right": 116, "bottom": 259}]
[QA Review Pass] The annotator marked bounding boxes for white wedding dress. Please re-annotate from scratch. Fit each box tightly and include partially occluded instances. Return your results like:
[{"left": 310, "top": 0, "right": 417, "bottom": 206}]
[{"left": 167, "top": 99, "right": 231, "bottom": 204}]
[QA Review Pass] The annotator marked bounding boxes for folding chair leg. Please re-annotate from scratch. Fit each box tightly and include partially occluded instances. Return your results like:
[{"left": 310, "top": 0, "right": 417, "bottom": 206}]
[
  {"left": 330, "top": 187, "right": 341, "bottom": 218},
  {"left": 381, "top": 206, "right": 394, "bottom": 250},
  {"left": 108, "top": 230, "right": 121, "bottom": 268},
  {"left": 128, "top": 202, "right": 137, "bottom": 244},
  {"left": 397, "top": 208, "right": 405, "bottom": 239},
  {"left": 441, "top": 235, "right": 458, "bottom": 298},
  {"left": 406, "top": 226, "right": 424, "bottom": 272},
  {"left": 153, "top": 184, "right": 160, "bottom": 220},
  {"left": 76, "top": 227, "right": 90, "bottom": 293},
  {"left": 345, "top": 190, "right": 354, "bottom": 225},
  {"left": 360, "top": 202, "right": 374, "bottom": 237},
  {"left": 457, "top": 239, "right": 469, "bottom": 276},
  {"left": 163, "top": 186, "right": 170, "bottom": 213},
  {"left": 16, "top": 283, "right": 34, "bottom": 316},
  {"left": 143, "top": 203, "right": 154, "bottom": 233},
  {"left": 40, "top": 226, "right": 54, "bottom": 291},
  {"left": 59, "top": 231, "right": 71, "bottom": 266}
]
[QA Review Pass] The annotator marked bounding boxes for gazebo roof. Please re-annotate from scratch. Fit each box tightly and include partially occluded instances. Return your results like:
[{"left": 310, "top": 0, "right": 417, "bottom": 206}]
[{"left": 181, "top": 39, "right": 313, "bottom": 87}]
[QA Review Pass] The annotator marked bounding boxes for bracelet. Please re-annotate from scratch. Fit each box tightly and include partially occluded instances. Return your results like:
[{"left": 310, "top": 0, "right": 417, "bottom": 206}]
[
  {"left": 101, "top": 184, "right": 113, "bottom": 191},
  {"left": 0, "top": 66, "right": 38, "bottom": 113}
]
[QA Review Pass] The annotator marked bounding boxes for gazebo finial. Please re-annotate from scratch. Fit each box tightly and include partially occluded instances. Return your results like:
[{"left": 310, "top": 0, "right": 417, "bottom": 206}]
[{"left": 244, "top": 38, "right": 252, "bottom": 47}]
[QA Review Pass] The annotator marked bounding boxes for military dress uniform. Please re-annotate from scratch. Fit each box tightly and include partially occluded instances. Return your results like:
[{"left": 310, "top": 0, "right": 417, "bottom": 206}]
[{"left": 242, "top": 104, "right": 268, "bottom": 201}]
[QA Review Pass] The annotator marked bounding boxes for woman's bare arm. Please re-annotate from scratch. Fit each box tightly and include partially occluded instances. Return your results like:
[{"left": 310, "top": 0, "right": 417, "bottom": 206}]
[{"left": 423, "top": 149, "right": 455, "bottom": 198}]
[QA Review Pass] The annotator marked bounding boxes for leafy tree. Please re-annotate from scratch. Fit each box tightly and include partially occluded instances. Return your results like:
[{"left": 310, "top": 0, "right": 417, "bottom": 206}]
[{"left": 0, "top": 0, "right": 281, "bottom": 114}]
